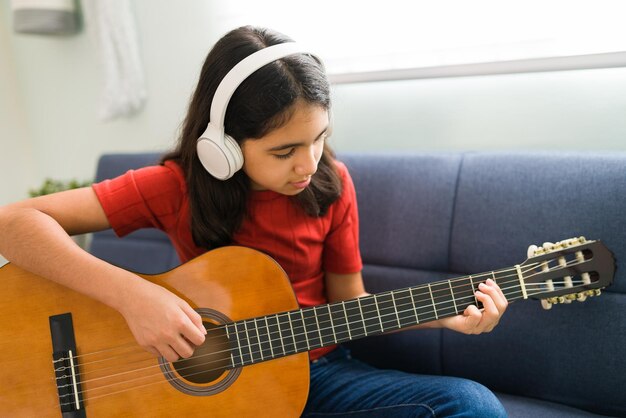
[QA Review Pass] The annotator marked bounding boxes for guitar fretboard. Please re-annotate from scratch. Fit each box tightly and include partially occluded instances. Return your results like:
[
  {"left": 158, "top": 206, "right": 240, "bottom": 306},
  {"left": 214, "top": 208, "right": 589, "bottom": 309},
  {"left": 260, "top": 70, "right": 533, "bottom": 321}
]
[{"left": 224, "top": 269, "right": 524, "bottom": 368}]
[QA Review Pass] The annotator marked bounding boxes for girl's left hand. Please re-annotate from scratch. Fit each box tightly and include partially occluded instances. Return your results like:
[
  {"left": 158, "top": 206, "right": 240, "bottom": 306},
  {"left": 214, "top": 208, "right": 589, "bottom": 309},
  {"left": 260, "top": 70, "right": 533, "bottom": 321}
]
[{"left": 437, "top": 278, "right": 508, "bottom": 334}]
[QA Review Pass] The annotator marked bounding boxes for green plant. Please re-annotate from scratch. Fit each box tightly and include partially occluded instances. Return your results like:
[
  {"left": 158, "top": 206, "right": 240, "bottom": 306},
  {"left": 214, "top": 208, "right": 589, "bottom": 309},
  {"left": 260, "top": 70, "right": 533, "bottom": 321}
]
[{"left": 29, "top": 178, "right": 93, "bottom": 198}]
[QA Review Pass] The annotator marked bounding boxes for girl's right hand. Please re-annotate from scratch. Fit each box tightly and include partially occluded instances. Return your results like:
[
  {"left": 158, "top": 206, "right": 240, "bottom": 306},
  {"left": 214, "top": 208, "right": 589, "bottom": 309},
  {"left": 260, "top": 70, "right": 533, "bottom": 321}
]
[{"left": 118, "top": 278, "right": 207, "bottom": 362}]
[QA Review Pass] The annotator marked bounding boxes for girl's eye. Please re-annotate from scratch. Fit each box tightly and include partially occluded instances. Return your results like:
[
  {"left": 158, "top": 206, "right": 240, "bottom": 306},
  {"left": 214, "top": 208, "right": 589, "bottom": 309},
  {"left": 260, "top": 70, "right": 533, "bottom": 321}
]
[{"left": 274, "top": 148, "right": 295, "bottom": 159}]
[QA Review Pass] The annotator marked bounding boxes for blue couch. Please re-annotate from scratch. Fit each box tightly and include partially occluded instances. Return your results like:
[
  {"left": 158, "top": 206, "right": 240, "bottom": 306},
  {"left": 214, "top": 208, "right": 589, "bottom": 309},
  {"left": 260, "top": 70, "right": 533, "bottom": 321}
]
[{"left": 91, "top": 151, "right": 625, "bottom": 417}]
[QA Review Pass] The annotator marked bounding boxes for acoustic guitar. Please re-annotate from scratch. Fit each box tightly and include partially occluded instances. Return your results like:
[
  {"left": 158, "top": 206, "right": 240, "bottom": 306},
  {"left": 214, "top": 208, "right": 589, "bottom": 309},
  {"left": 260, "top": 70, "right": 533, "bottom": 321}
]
[{"left": 0, "top": 237, "right": 614, "bottom": 417}]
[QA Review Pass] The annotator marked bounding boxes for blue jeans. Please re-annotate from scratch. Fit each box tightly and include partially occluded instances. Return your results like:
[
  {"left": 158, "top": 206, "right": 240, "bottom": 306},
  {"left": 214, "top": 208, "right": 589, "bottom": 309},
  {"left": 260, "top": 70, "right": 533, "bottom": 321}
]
[{"left": 303, "top": 346, "right": 507, "bottom": 418}]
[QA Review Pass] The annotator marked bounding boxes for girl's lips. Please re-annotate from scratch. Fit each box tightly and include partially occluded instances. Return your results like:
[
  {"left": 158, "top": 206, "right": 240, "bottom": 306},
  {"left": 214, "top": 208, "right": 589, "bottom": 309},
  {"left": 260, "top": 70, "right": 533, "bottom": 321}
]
[{"left": 290, "top": 178, "right": 311, "bottom": 189}]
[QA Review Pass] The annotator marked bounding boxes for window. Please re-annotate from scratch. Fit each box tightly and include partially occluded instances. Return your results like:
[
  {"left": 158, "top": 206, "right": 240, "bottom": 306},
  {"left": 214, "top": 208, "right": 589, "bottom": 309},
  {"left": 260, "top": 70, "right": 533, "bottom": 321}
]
[{"left": 212, "top": 0, "right": 626, "bottom": 82}]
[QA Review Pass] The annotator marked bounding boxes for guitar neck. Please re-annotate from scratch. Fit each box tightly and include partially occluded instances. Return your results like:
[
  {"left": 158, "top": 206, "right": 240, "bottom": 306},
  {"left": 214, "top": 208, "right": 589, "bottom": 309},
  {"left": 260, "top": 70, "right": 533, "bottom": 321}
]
[{"left": 224, "top": 267, "right": 525, "bottom": 368}]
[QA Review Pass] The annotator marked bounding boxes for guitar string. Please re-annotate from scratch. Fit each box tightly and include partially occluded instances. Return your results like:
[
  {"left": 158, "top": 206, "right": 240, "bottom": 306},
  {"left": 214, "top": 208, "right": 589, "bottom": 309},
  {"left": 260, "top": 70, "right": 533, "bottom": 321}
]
[
  {"left": 57, "top": 276, "right": 589, "bottom": 408},
  {"left": 54, "top": 275, "right": 535, "bottom": 395},
  {"left": 54, "top": 262, "right": 585, "bottom": 399},
  {"left": 52, "top": 257, "right": 581, "bottom": 396},
  {"left": 51, "top": 260, "right": 543, "bottom": 383},
  {"left": 53, "top": 255, "right": 586, "bottom": 390},
  {"left": 53, "top": 260, "right": 545, "bottom": 369},
  {"left": 53, "top": 256, "right": 581, "bottom": 386}
]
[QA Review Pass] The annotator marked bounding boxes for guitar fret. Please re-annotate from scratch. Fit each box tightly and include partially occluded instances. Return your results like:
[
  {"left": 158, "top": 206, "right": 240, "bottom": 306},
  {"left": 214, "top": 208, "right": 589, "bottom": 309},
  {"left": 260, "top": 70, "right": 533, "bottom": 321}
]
[
  {"left": 313, "top": 306, "right": 324, "bottom": 347},
  {"left": 494, "top": 269, "right": 523, "bottom": 300},
  {"left": 374, "top": 293, "right": 396, "bottom": 332},
  {"left": 455, "top": 277, "right": 478, "bottom": 309},
  {"left": 329, "top": 303, "right": 349, "bottom": 343},
  {"left": 316, "top": 305, "right": 334, "bottom": 346},
  {"left": 411, "top": 285, "right": 434, "bottom": 323},
  {"left": 253, "top": 318, "right": 264, "bottom": 361},
  {"left": 300, "top": 310, "right": 310, "bottom": 350},
  {"left": 357, "top": 298, "right": 368, "bottom": 336},
  {"left": 361, "top": 295, "right": 383, "bottom": 335},
  {"left": 390, "top": 292, "right": 401, "bottom": 328},
  {"left": 290, "top": 311, "right": 307, "bottom": 353},
  {"left": 275, "top": 313, "right": 288, "bottom": 356},
  {"left": 395, "top": 289, "right": 417, "bottom": 328},
  {"left": 224, "top": 324, "right": 233, "bottom": 368},
  {"left": 432, "top": 281, "right": 455, "bottom": 317},
  {"left": 246, "top": 320, "right": 259, "bottom": 363},
  {"left": 409, "top": 288, "right": 419, "bottom": 324},
  {"left": 342, "top": 301, "right": 352, "bottom": 340},
  {"left": 344, "top": 299, "right": 365, "bottom": 338},
  {"left": 244, "top": 320, "right": 262, "bottom": 364},
  {"left": 428, "top": 283, "right": 438, "bottom": 320},
  {"left": 264, "top": 316, "right": 274, "bottom": 358},
  {"left": 302, "top": 308, "right": 321, "bottom": 349},
  {"left": 327, "top": 305, "right": 337, "bottom": 343},
  {"left": 449, "top": 280, "right": 459, "bottom": 315},
  {"left": 266, "top": 315, "right": 283, "bottom": 358},
  {"left": 235, "top": 321, "right": 251, "bottom": 365},
  {"left": 373, "top": 294, "right": 384, "bottom": 331},
  {"left": 469, "top": 275, "right": 480, "bottom": 307},
  {"left": 226, "top": 323, "right": 240, "bottom": 368},
  {"left": 287, "top": 312, "right": 297, "bottom": 352}
]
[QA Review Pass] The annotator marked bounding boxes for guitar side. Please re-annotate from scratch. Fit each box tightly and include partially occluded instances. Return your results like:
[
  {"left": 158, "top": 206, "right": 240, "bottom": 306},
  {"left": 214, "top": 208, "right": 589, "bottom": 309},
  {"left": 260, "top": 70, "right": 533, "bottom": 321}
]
[{"left": 0, "top": 246, "right": 309, "bottom": 417}]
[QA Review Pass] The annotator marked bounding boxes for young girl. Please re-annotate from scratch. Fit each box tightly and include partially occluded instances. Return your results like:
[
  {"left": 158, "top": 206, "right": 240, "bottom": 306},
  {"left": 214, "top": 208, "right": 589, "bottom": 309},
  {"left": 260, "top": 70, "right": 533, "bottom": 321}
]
[{"left": 0, "top": 26, "right": 508, "bottom": 417}]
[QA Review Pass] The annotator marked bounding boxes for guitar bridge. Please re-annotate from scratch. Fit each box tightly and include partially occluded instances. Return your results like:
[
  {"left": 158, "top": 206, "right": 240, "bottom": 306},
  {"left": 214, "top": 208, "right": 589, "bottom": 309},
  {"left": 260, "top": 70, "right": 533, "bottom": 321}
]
[{"left": 49, "top": 313, "right": 86, "bottom": 418}]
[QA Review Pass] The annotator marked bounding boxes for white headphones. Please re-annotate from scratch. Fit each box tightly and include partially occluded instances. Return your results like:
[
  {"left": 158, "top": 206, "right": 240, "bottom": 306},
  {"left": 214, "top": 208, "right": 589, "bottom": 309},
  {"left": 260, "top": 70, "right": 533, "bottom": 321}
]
[{"left": 196, "top": 42, "right": 314, "bottom": 180}]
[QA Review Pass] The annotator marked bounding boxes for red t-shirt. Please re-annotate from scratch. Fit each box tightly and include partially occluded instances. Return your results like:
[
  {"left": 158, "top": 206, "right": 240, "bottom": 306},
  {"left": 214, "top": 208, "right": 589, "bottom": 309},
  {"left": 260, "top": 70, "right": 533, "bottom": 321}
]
[{"left": 92, "top": 159, "right": 362, "bottom": 361}]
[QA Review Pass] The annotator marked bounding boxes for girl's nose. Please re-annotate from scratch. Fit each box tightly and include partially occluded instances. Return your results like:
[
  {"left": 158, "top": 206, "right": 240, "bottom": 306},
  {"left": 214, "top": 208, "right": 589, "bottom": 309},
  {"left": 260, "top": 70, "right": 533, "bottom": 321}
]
[{"left": 294, "top": 146, "right": 318, "bottom": 176}]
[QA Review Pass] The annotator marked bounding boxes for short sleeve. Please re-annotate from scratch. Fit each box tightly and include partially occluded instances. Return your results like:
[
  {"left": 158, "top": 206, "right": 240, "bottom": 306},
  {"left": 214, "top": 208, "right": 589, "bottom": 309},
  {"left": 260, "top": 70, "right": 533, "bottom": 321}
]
[
  {"left": 322, "top": 162, "right": 363, "bottom": 274},
  {"left": 91, "top": 162, "right": 186, "bottom": 238}
]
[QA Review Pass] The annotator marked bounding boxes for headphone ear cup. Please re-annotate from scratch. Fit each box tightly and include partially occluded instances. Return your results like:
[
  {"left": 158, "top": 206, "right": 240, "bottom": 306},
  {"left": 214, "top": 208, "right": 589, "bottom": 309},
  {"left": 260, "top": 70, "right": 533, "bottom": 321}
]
[
  {"left": 197, "top": 135, "right": 234, "bottom": 180},
  {"left": 223, "top": 134, "right": 244, "bottom": 173}
]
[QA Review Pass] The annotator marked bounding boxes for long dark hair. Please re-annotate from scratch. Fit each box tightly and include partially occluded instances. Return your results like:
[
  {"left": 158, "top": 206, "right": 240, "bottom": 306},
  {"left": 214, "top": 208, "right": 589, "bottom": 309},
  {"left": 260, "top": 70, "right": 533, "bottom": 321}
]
[{"left": 162, "top": 26, "right": 342, "bottom": 250}]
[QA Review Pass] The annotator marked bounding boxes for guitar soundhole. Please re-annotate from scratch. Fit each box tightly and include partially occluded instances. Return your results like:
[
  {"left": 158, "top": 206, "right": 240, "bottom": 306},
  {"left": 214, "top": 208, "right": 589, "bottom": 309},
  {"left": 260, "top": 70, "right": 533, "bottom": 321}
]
[
  {"left": 159, "top": 308, "right": 241, "bottom": 396},
  {"left": 172, "top": 321, "right": 230, "bottom": 384}
]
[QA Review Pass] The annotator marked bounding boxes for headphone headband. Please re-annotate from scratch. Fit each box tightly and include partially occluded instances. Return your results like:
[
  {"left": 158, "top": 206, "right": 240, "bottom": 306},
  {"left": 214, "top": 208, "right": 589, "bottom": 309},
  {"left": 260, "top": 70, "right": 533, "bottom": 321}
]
[
  {"left": 209, "top": 42, "right": 312, "bottom": 137},
  {"left": 197, "top": 42, "right": 316, "bottom": 180}
]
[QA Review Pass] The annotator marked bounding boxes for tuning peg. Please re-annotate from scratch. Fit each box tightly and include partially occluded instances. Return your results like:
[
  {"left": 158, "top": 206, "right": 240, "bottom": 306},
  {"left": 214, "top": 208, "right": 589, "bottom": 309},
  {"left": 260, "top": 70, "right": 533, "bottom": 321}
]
[
  {"left": 541, "top": 299, "right": 553, "bottom": 310},
  {"left": 531, "top": 237, "right": 587, "bottom": 255}
]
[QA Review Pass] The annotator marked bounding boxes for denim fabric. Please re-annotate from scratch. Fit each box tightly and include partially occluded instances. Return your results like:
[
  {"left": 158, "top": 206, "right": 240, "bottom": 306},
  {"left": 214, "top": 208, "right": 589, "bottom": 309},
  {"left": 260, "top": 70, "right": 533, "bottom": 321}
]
[{"left": 303, "top": 347, "right": 507, "bottom": 418}]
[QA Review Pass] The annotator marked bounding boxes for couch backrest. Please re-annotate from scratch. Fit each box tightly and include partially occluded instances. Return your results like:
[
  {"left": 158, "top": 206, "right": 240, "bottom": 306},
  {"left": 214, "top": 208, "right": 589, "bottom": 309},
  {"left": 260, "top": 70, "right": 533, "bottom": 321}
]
[
  {"left": 91, "top": 151, "right": 625, "bottom": 416},
  {"left": 341, "top": 151, "right": 625, "bottom": 417}
]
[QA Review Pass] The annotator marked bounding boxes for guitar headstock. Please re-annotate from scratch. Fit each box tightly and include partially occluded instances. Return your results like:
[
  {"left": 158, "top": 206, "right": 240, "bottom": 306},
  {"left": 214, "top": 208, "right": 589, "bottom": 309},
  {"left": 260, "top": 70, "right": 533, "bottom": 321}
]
[{"left": 520, "top": 237, "right": 615, "bottom": 309}]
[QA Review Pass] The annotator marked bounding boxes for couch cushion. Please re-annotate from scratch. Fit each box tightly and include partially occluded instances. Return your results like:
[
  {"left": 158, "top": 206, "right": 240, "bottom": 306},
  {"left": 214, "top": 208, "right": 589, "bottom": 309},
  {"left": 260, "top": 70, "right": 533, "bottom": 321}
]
[
  {"left": 449, "top": 152, "right": 625, "bottom": 293},
  {"left": 445, "top": 152, "right": 626, "bottom": 416},
  {"left": 340, "top": 152, "right": 462, "bottom": 272},
  {"left": 496, "top": 393, "right": 607, "bottom": 418}
]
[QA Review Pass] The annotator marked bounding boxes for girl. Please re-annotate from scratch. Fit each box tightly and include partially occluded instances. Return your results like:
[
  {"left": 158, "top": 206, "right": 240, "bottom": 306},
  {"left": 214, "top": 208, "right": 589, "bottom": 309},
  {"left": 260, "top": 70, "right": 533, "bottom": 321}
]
[{"left": 0, "top": 26, "right": 508, "bottom": 417}]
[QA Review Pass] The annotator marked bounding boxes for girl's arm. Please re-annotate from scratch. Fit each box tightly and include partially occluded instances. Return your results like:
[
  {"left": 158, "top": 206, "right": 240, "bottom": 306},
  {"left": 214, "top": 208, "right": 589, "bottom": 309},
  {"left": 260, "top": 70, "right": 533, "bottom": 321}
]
[
  {"left": 325, "top": 271, "right": 507, "bottom": 335},
  {"left": 0, "top": 188, "right": 206, "bottom": 361}
]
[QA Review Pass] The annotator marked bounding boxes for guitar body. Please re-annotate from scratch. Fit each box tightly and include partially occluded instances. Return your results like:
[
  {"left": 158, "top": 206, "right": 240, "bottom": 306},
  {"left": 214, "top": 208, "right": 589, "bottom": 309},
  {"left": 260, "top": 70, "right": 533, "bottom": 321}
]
[{"left": 0, "top": 246, "right": 309, "bottom": 417}]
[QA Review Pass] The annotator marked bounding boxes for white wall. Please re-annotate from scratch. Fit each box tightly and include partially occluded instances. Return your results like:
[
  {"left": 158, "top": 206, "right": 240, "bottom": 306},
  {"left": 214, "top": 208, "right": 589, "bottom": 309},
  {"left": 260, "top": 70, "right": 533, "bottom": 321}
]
[
  {"left": 0, "top": 1, "right": 224, "bottom": 205},
  {"left": 0, "top": 4, "right": 35, "bottom": 206},
  {"left": 331, "top": 67, "right": 626, "bottom": 152},
  {"left": 1, "top": 1, "right": 625, "bottom": 203}
]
